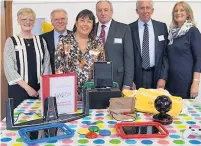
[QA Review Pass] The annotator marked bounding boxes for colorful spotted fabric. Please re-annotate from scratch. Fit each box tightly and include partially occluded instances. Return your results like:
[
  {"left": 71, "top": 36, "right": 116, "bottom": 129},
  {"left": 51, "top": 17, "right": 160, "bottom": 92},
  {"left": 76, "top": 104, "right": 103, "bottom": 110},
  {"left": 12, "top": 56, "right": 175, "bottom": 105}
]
[{"left": 0, "top": 99, "right": 201, "bottom": 145}]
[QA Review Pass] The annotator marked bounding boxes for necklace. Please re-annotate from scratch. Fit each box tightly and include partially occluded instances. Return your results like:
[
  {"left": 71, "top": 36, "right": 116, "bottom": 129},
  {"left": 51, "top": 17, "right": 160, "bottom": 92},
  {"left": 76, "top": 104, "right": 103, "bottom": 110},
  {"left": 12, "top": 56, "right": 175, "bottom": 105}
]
[
  {"left": 24, "top": 39, "right": 31, "bottom": 46},
  {"left": 19, "top": 33, "right": 33, "bottom": 46}
]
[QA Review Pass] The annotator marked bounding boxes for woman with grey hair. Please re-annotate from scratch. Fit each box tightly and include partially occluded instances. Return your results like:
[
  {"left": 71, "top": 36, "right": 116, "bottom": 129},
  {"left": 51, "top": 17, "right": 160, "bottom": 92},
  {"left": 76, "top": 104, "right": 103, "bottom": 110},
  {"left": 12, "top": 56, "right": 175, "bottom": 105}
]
[{"left": 4, "top": 8, "right": 51, "bottom": 107}]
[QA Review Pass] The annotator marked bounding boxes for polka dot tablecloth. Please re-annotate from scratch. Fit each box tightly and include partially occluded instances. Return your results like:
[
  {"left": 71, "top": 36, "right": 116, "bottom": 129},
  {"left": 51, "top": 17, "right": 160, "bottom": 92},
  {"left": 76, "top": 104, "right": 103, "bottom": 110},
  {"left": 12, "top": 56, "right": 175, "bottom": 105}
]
[{"left": 1, "top": 99, "right": 201, "bottom": 146}]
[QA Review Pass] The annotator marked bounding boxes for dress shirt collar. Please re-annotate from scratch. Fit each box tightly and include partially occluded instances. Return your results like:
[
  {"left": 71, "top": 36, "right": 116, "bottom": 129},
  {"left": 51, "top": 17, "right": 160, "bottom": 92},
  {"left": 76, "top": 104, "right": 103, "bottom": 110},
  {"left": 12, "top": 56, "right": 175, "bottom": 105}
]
[
  {"left": 138, "top": 19, "right": 152, "bottom": 27},
  {"left": 54, "top": 30, "right": 67, "bottom": 38},
  {"left": 98, "top": 19, "right": 112, "bottom": 29}
]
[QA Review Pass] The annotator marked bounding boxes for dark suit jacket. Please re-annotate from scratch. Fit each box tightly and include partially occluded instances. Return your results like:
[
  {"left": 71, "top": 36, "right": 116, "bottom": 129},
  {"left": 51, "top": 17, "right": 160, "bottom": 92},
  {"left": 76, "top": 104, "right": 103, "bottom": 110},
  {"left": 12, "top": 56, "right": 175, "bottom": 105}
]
[
  {"left": 40, "top": 30, "right": 72, "bottom": 74},
  {"left": 96, "top": 20, "right": 134, "bottom": 88},
  {"left": 129, "top": 19, "right": 168, "bottom": 89}
]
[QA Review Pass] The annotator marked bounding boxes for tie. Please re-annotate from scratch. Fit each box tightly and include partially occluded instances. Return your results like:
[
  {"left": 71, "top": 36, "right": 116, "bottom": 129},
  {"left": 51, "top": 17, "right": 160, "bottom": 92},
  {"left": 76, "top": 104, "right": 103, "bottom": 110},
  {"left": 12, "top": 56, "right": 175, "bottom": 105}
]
[
  {"left": 142, "top": 23, "right": 150, "bottom": 69},
  {"left": 100, "top": 25, "right": 106, "bottom": 44},
  {"left": 59, "top": 34, "right": 64, "bottom": 39}
]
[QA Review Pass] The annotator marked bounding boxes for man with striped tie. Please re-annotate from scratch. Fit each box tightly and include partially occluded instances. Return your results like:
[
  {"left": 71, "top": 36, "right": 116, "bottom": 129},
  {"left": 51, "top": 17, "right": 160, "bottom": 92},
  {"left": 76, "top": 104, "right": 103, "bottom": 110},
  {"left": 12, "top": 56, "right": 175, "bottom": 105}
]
[{"left": 129, "top": 0, "right": 168, "bottom": 89}]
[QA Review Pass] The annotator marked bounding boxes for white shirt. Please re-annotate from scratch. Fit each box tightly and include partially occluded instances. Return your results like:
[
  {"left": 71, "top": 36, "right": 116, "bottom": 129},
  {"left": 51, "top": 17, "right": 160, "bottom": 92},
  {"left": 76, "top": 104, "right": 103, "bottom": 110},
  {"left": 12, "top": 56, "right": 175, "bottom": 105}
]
[
  {"left": 97, "top": 20, "right": 112, "bottom": 42},
  {"left": 138, "top": 19, "right": 155, "bottom": 67}
]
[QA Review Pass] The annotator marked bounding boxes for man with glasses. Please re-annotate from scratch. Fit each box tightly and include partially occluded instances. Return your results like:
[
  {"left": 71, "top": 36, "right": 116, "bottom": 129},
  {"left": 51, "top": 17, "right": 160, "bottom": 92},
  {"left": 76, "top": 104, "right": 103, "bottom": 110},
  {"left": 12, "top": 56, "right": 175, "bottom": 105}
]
[
  {"left": 41, "top": 9, "right": 72, "bottom": 74},
  {"left": 129, "top": 0, "right": 168, "bottom": 89}
]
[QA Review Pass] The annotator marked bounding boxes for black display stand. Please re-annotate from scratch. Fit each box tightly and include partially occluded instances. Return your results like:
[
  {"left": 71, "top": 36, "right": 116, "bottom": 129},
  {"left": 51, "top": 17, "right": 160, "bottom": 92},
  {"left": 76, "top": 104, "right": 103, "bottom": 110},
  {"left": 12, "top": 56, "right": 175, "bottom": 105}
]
[{"left": 6, "top": 91, "right": 89, "bottom": 130}]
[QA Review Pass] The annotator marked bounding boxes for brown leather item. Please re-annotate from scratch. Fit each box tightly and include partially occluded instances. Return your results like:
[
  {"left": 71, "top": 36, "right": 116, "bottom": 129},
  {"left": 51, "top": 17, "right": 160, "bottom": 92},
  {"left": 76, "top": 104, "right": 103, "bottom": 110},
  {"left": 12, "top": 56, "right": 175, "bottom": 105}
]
[{"left": 108, "top": 97, "right": 136, "bottom": 121}]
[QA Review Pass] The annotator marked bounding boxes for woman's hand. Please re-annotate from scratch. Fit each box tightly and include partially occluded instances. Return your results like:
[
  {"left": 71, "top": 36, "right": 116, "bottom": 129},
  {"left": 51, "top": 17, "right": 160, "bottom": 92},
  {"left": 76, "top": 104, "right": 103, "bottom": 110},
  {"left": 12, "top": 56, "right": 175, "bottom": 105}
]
[
  {"left": 37, "top": 89, "right": 41, "bottom": 98},
  {"left": 25, "top": 86, "right": 38, "bottom": 97},
  {"left": 17, "top": 80, "right": 38, "bottom": 97},
  {"left": 190, "top": 81, "right": 199, "bottom": 98}
]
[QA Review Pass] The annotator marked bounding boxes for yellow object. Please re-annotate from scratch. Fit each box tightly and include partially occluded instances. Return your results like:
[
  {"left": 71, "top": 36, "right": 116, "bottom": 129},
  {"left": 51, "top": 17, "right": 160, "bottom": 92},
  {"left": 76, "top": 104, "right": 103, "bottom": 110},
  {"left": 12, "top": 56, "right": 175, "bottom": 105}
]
[
  {"left": 97, "top": 124, "right": 104, "bottom": 129},
  {"left": 41, "top": 22, "right": 54, "bottom": 33},
  {"left": 109, "top": 128, "right": 117, "bottom": 133},
  {"left": 122, "top": 88, "right": 183, "bottom": 117},
  {"left": 78, "top": 128, "right": 89, "bottom": 135},
  {"left": 12, "top": 144, "right": 24, "bottom": 146}
]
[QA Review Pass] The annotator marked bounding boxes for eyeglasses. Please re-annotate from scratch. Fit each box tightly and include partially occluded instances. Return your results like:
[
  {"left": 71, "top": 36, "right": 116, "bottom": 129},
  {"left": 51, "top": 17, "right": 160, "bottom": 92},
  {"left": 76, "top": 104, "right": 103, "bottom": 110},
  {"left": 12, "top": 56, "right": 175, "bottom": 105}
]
[
  {"left": 54, "top": 18, "right": 67, "bottom": 23},
  {"left": 21, "top": 18, "right": 34, "bottom": 23},
  {"left": 138, "top": 6, "right": 152, "bottom": 11}
]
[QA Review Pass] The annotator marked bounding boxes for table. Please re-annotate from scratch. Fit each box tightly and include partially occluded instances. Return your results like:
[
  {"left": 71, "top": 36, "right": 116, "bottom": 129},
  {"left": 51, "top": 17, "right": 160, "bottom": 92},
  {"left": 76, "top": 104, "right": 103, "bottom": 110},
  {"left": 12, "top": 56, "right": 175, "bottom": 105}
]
[{"left": 0, "top": 99, "right": 201, "bottom": 146}]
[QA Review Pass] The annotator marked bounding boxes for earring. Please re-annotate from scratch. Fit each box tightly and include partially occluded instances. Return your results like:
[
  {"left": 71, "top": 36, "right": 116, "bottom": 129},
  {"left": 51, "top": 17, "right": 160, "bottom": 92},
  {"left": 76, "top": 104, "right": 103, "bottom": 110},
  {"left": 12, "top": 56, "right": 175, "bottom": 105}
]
[{"left": 186, "top": 17, "right": 190, "bottom": 23}]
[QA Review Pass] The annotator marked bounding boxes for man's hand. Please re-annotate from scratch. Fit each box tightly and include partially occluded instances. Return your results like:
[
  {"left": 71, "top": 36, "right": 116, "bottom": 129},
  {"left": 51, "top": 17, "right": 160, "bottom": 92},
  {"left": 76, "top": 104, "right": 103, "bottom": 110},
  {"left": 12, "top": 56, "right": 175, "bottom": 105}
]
[
  {"left": 131, "top": 82, "right": 136, "bottom": 90},
  {"left": 157, "top": 79, "right": 166, "bottom": 89},
  {"left": 122, "top": 82, "right": 136, "bottom": 90},
  {"left": 122, "top": 85, "right": 131, "bottom": 90}
]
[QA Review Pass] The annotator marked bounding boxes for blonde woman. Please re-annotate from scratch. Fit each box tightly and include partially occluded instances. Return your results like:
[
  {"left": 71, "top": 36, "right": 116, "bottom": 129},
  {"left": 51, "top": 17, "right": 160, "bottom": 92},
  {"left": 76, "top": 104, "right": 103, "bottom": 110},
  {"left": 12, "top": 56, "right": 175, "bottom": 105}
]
[
  {"left": 167, "top": 1, "right": 201, "bottom": 99},
  {"left": 4, "top": 8, "right": 51, "bottom": 108}
]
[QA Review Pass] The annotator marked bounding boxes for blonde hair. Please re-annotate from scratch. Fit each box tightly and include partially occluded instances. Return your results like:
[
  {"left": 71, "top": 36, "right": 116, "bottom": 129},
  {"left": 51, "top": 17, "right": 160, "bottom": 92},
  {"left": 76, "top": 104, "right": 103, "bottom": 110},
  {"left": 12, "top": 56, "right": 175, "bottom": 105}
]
[
  {"left": 171, "top": 1, "right": 195, "bottom": 27},
  {"left": 17, "top": 8, "right": 36, "bottom": 20},
  {"left": 50, "top": 9, "right": 68, "bottom": 20}
]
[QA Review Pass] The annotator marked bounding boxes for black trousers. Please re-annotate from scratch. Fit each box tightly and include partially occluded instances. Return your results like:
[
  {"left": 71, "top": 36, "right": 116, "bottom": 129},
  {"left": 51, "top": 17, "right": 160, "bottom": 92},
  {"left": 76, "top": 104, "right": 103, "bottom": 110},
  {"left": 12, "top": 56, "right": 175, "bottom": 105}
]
[
  {"left": 142, "top": 67, "right": 155, "bottom": 89},
  {"left": 8, "top": 84, "right": 39, "bottom": 108}
]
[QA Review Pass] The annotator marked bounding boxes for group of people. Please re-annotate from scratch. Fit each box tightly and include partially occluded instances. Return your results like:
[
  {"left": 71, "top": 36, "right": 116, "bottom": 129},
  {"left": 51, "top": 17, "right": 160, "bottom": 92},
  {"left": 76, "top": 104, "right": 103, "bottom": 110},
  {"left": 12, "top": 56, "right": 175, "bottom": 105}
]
[{"left": 4, "top": 0, "right": 201, "bottom": 108}]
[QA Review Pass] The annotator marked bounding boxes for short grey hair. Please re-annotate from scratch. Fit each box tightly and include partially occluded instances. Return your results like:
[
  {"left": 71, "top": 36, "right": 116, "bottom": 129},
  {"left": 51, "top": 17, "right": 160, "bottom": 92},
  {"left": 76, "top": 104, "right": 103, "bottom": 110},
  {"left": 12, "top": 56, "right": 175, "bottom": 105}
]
[
  {"left": 17, "top": 8, "right": 36, "bottom": 20},
  {"left": 96, "top": 0, "right": 113, "bottom": 10},
  {"left": 50, "top": 9, "right": 68, "bottom": 20},
  {"left": 136, "top": 0, "right": 154, "bottom": 10}
]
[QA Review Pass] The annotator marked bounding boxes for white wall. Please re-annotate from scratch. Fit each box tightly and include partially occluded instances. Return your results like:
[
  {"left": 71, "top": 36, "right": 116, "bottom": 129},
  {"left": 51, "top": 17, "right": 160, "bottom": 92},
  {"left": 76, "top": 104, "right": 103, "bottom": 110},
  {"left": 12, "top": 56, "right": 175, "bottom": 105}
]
[{"left": 12, "top": 0, "right": 201, "bottom": 34}]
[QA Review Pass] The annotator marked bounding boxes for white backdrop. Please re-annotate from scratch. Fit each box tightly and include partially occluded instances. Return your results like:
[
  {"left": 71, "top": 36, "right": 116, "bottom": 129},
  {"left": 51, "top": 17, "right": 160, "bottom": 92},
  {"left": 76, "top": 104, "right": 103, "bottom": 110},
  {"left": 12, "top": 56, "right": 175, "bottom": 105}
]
[
  {"left": 12, "top": 0, "right": 201, "bottom": 96},
  {"left": 12, "top": 0, "right": 201, "bottom": 34}
]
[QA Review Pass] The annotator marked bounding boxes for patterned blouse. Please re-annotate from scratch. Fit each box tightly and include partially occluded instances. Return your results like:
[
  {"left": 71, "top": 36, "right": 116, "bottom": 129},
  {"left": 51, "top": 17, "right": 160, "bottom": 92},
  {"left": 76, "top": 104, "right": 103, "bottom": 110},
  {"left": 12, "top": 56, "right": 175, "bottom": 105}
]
[{"left": 55, "top": 33, "right": 105, "bottom": 92}]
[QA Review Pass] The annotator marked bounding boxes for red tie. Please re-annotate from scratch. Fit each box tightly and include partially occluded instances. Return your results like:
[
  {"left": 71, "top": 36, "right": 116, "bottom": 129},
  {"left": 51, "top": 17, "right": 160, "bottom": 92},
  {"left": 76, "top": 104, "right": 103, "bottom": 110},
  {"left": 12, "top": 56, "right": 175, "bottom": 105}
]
[{"left": 100, "top": 25, "right": 106, "bottom": 44}]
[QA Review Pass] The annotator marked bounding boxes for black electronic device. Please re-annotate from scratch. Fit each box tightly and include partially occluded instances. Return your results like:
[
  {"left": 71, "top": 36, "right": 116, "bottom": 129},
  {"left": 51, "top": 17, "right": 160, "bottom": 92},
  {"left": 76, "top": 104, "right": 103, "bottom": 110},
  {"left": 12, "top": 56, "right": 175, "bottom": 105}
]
[
  {"left": 153, "top": 95, "right": 173, "bottom": 125},
  {"left": 5, "top": 90, "right": 89, "bottom": 130},
  {"left": 122, "top": 126, "right": 159, "bottom": 135},
  {"left": 94, "top": 61, "right": 113, "bottom": 88},
  {"left": 87, "top": 88, "right": 121, "bottom": 109}
]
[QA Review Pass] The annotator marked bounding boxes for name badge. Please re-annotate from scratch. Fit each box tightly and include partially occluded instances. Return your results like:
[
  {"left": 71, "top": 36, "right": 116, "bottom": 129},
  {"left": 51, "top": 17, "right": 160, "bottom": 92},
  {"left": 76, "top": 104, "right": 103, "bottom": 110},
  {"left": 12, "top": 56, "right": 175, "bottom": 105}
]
[
  {"left": 14, "top": 45, "right": 24, "bottom": 51},
  {"left": 114, "top": 38, "right": 122, "bottom": 44},
  {"left": 158, "top": 35, "right": 165, "bottom": 41}
]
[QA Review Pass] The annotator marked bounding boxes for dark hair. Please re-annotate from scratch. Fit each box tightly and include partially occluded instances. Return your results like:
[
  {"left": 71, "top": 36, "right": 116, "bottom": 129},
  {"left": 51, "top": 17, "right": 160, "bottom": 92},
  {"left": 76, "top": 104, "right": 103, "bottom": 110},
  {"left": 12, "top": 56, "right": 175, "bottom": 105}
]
[{"left": 73, "top": 9, "right": 96, "bottom": 40}]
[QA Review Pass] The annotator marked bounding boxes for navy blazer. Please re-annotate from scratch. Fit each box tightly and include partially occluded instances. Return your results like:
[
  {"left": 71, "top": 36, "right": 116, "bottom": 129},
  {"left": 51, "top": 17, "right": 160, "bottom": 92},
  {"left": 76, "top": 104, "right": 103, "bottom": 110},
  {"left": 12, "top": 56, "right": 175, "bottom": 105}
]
[
  {"left": 129, "top": 19, "right": 168, "bottom": 89},
  {"left": 40, "top": 30, "right": 72, "bottom": 74}
]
